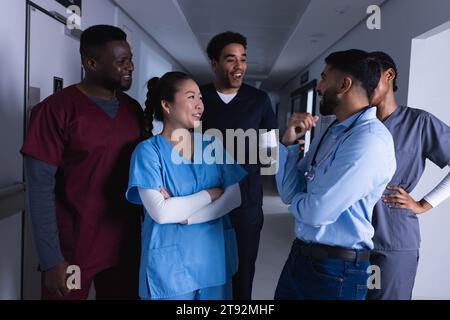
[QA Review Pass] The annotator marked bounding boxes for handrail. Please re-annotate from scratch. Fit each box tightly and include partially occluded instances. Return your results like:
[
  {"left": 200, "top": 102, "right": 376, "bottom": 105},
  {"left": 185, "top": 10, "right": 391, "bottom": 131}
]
[{"left": 0, "top": 183, "right": 26, "bottom": 221}]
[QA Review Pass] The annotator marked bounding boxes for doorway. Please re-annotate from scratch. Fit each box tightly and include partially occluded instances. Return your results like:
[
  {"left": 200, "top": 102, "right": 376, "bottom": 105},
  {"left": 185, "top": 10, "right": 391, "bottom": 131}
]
[{"left": 290, "top": 80, "right": 317, "bottom": 155}]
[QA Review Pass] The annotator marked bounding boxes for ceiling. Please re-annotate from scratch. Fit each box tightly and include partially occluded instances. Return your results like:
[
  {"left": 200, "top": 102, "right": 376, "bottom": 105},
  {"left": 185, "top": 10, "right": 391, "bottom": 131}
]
[{"left": 113, "top": 0, "right": 386, "bottom": 91}]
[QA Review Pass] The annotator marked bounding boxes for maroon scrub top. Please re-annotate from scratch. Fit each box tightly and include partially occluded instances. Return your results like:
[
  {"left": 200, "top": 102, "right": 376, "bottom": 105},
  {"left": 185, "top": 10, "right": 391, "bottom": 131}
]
[{"left": 21, "top": 85, "right": 143, "bottom": 273}]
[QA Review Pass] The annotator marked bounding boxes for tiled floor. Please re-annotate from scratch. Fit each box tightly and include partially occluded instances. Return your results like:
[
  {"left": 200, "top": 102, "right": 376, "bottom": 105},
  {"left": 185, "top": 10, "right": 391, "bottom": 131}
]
[{"left": 252, "top": 177, "right": 295, "bottom": 300}]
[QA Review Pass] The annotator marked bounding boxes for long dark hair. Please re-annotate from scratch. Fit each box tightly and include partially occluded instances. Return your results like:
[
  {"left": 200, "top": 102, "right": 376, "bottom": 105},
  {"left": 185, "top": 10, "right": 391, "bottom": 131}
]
[{"left": 143, "top": 71, "right": 194, "bottom": 139}]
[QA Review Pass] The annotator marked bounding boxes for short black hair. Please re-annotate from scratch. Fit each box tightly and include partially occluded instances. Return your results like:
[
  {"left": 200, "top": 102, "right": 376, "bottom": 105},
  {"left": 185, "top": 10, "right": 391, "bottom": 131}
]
[
  {"left": 206, "top": 31, "right": 247, "bottom": 61},
  {"left": 325, "top": 49, "right": 381, "bottom": 100},
  {"left": 369, "top": 51, "right": 398, "bottom": 92},
  {"left": 80, "top": 25, "right": 127, "bottom": 61}
]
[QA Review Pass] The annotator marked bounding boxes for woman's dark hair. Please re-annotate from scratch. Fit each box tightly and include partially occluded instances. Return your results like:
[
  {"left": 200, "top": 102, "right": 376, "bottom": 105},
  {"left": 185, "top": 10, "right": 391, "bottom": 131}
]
[
  {"left": 368, "top": 51, "right": 399, "bottom": 92},
  {"left": 143, "top": 71, "right": 193, "bottom": 139}
]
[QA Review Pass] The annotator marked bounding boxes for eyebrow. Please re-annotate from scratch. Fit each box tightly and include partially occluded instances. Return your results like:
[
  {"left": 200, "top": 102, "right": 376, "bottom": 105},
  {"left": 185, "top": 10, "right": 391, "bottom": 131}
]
[
  {"left": 116, "top": 54, "right": 133, "bottom": 59},
  {"left": 184, "top": 90, "right": 197, "bottom": 95},
  {"left": 224, "top": 53, "right": 247, "bottom": 59},
  {"left": 321, "top": 72, "right": 326, "bottom": 78}
]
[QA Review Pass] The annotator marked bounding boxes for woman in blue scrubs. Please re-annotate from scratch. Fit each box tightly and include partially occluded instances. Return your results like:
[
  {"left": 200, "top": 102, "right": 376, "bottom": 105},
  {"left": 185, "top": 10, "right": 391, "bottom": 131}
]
[
  {"left": 126, "top": 72, "right": 247, "bottom": 300},
  {"left": 367, "top": 52, "right": 450, "bottom": 300}
]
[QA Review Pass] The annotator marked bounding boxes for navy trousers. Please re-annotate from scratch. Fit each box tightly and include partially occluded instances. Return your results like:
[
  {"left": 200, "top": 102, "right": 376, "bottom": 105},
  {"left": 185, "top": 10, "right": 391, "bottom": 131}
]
[
  {"left": 366, "top": 250, "right": 419, "bottom": 300},
  {"left": 229, "top": 205, "right": 264, "bottom": 300}
]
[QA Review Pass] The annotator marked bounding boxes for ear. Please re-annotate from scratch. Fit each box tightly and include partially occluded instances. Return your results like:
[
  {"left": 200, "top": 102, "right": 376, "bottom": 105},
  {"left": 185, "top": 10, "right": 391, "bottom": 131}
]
[
  {"left": 338, "top": 76, "right": 353, "bottom": 94},
  {"left": 84, "top": 57, "right": 98, "bottom": 73},
  {"left": 211, "top": 59, "right": 218, "bottom": 72},
  {"left": 386, "top": 68, "right": 396, "bottom": 82},
  {"left": 161, "top": 100, "right": 171, "bottom": 115}
]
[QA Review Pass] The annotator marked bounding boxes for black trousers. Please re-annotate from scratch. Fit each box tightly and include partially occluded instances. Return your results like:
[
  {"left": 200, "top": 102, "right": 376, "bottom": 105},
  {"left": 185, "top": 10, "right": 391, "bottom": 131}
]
[{"left": 229, "top": 205, "right": 264, "bottom": 300}]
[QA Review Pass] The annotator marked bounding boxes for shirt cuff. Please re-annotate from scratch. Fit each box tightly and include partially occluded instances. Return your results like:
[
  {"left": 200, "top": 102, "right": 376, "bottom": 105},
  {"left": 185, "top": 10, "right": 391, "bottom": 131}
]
[
  {"left": 279, "top": 143, "right": 300, "bottom": 158},
  {"left": 38, "top": 245, "right": 65, "bottom": 271}
]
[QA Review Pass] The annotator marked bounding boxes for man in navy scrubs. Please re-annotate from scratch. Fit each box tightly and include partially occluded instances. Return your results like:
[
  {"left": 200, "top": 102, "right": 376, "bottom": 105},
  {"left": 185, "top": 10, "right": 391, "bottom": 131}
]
[{"left": 201, "top": 31, "right": 278, "bottom": 300}]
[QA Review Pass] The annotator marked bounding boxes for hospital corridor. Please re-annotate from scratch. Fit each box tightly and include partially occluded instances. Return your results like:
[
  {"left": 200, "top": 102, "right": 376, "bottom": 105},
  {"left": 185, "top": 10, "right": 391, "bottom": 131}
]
[{"left": 1, "top": 0, "right": 450, "bottom": 302}]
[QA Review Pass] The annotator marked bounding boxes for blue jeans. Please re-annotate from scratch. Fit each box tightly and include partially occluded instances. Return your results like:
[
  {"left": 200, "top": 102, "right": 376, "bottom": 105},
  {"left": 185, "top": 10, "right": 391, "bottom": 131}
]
[{"left": 275, "top": 240, "right": 370, "bottom": 300}]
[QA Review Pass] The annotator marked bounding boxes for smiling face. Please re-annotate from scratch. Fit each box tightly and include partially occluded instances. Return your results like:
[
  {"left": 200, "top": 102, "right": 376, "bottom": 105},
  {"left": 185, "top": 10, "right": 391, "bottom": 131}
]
[
  {"left": 92, "top": 40, "right": 134, "bottom": 91},
  {"left": 212, "top": 43, "right": 247, "bottom": 92},
  {"left": 162, "top": 79, "right": 204, "bottom": 129}
]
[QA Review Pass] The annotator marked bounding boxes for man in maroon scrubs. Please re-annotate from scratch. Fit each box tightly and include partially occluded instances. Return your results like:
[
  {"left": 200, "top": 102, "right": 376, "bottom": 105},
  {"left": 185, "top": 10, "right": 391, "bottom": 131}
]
[{"left": 21, "top": 25, "right": 143, "bottom": 300}]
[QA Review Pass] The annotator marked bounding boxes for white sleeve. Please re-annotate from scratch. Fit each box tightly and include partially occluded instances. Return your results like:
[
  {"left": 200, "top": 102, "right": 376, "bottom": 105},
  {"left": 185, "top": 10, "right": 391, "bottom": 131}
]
[
  {"left": 138, "top": 188, "right": 211, "bottom": 224},
  {"left": 423, "top": 166, "right": 450, "bottom": 208},
  {"left": 187, "top": 183, "right": 241, "bottom": 225}
]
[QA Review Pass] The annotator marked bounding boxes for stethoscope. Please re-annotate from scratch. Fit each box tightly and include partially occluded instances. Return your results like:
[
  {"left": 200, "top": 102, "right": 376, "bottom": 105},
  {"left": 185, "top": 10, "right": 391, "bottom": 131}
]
[{"left": 304, "top": 107, "right": 372, "bottom": 183}]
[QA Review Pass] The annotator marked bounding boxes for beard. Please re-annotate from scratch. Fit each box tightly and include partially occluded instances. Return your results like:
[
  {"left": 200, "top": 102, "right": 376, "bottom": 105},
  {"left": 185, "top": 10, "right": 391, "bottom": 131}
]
[
  {"left": 319, "top": 89, "right": 339, "bottom": 116},
  {"left": 119, "top": 78, "right": 132, "bottom": 91},
  {"left": 101, "top": 76, "right": 132, "bottom": 92}
]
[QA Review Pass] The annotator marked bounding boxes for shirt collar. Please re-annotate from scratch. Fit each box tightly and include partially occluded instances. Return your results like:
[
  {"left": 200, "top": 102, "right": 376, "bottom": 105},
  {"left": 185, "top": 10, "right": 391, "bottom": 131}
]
[{"left": 331, "top": 106, "right": 376, "bottom": 134}]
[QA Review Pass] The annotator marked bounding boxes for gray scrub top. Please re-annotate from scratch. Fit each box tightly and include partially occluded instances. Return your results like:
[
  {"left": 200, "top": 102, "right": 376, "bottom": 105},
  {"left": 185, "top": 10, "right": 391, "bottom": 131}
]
[{"left": 372, "top": 106, "right": 450, "bottom": 251}]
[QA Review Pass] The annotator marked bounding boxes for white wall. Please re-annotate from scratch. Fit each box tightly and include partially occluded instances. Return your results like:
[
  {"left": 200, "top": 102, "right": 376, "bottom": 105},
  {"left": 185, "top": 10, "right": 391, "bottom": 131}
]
[
  {"left": 115, "top": 9, "right": 176, "bottom": 105},
  {"left": 0, "top": 0, "right": 184, "bottom": 300},
  {"left": 277, "top": 0, "right": 450, "bottom": 299},
  {"left": 407, "top": 22, "right": 450, "bottom": 299}
]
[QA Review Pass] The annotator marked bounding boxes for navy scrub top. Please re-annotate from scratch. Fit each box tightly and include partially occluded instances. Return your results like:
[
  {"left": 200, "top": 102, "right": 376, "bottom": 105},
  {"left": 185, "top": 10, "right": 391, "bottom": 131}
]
[
  {"left": 200, "top": 83, "right": 278, "bottom": 208},
  {"left": 372, "top": 106, "right": 450, "bottom": 251}
]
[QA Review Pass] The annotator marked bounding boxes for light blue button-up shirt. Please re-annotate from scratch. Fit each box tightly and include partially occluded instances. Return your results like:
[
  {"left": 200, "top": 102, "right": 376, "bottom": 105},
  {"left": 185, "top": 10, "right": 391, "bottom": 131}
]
[{"left": 276, "top": 107, "right": 396, "bottom": 250}]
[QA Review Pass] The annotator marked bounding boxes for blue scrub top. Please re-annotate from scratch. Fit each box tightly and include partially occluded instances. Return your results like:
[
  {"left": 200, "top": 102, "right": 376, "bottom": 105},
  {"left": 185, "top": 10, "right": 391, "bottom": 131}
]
[
  {"left": 126, "top": 134, "right": 247, "bottom": 299},
  {"left": 372, "top": 106, "right": 450, "bottom": 251}
]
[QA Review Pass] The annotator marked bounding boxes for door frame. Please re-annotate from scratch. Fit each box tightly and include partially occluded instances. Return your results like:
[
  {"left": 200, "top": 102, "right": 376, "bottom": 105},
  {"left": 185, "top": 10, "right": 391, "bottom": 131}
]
[
  {"left": 21, "top": 1, "right": 80, "bottom": 299},
  {"left": 289, "top": 79, "right": 317, "bottom": 156}
]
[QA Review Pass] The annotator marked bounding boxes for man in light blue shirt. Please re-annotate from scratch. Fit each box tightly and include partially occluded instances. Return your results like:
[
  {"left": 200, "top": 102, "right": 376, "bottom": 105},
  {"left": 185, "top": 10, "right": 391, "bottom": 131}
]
[{"left": 274, "top": 49, "right": 396, "bottom": 300}]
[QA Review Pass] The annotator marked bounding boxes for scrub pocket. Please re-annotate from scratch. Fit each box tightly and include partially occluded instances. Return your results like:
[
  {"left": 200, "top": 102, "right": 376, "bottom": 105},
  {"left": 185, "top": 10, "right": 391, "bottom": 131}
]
[
  {"left": 224, "top": 229, "right": 239, "bottom": 277},
  {"left": 147, "top": 245, "right": 195, "bottom": 299}
]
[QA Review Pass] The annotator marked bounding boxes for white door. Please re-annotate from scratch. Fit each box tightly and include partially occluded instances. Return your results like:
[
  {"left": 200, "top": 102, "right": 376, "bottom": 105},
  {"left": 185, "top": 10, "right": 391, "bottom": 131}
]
[{"left": 23, "top": 3, "right": 82, "bottom": 300}]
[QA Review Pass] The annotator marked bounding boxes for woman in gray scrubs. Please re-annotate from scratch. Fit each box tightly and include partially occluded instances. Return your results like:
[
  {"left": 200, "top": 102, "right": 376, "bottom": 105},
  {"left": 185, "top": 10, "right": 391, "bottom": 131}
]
[{"left": 366, "top": 51, "right": 450, "bottom": 300}]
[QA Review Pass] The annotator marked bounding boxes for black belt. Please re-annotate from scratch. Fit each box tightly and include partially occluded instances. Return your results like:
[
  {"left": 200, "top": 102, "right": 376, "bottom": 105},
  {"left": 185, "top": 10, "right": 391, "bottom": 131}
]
[{"left": 294, "top": 239, "right": 370, "bottom": 263}]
